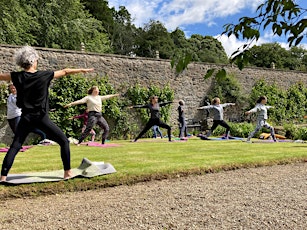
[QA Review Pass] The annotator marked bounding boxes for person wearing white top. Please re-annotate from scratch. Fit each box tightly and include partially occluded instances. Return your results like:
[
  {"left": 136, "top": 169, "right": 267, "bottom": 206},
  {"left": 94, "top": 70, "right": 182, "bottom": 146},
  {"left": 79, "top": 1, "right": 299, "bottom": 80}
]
[
  {"left": 65, "top": 86, "right": 119, "bottom": 145},
  {"left": 6, "top": 84, "right": 22, "bottom": 133}
]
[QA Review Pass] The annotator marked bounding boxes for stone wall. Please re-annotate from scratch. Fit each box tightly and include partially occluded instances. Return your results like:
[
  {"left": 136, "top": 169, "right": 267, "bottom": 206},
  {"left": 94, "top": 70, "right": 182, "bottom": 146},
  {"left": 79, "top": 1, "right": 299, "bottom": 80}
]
[{"left": 1, "top": 44, "right": 307, "bottom": 143}]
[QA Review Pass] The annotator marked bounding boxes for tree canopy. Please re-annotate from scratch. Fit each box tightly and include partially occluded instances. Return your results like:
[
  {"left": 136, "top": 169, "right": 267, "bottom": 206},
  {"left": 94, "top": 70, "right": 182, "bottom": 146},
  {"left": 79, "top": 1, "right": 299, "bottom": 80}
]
[
  {"left": 223, "top": 0, "right": 307, "bottom": 69},
  {"left": 0, "top": 0, "right": 229, "bottom": 65}
]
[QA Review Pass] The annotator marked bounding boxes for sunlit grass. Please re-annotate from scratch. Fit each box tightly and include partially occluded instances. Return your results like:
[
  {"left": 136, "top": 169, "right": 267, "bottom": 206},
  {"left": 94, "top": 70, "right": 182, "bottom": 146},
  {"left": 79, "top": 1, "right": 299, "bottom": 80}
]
[{"left": 0, "top": 137, "right": 306, "bottom": 199}]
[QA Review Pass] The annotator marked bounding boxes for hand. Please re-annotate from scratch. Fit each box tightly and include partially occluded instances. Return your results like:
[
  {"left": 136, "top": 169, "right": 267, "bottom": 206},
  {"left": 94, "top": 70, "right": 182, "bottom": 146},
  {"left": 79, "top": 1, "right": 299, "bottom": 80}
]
[
  {"left": 245, "top": 111, "right": 250, "bottom": 115},
  {"left": 82, "top": 68, "right": 94, "bottom": 73},
  {"left": 64, "top": 104, "right": 71, "bottom": 108}
]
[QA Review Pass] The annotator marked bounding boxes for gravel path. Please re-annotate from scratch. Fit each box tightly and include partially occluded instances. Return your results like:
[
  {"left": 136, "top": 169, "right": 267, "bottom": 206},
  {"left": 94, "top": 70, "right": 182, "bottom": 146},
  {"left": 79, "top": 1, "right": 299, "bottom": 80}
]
[{"left": 0, "top": 163, "right": 306, "bottom": 230}]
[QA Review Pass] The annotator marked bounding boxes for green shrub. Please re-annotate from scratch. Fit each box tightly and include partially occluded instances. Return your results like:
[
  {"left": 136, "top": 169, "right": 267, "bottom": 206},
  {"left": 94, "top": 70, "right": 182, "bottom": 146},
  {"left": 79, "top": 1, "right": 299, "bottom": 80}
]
[
  {"left": 126, "top": 84, "right": 174, "bottom": 138},
  {"left": 48, "top": 76, "right": 174, "bottom": 140}
]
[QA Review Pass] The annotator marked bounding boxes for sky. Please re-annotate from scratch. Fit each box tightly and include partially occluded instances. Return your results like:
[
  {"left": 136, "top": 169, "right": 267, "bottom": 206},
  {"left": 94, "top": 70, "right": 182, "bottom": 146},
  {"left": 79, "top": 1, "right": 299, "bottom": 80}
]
[{"left": 107, "top": 0, "right": 307, "bottom": 57}]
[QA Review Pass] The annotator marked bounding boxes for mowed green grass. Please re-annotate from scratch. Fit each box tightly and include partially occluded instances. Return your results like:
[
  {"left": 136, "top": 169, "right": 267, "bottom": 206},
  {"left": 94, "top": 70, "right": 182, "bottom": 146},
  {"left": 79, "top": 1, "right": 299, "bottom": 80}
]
[{"left": 0, "top": 137, "right": 306, "bottom": 199}]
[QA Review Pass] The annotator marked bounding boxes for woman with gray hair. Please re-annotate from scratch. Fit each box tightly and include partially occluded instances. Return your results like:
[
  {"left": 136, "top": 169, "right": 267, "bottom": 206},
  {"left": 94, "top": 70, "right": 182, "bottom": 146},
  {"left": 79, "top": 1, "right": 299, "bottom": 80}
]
[{"left": 0, "top": 45, "right": 94, "bottom": 182}]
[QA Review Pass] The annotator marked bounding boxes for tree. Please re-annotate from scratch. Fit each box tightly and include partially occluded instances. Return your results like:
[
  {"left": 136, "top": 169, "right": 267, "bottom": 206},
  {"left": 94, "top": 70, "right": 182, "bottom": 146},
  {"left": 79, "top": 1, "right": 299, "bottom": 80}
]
[
  {"left": 223, "top": 0, "right": 307, "bottom": 69},
  {"left": 248, "top": 43, "right": 288, "bottom": 68},
  {"left": 135, "top": 20, "right": 175, "bottom": 59},
  {"left": 188, "top": 35, "right": 228, "bottom": 64},
  {"left": 30, "top": 0, "right": 111, "bottom": 52},
  {"left": 0, "top": 0, "right": 39, "bottom": 45},
  {"left": 82, "top": 1, "right": 138, "bottom": 55},
  {"left": 111, "top": 6, "right": 139, "bottom": 55}
]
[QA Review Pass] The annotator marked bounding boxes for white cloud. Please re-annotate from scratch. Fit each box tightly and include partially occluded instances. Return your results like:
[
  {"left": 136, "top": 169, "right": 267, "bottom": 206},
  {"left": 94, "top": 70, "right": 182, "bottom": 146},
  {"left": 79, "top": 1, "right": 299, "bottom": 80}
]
[
  {"left": 216, "top": 33, "right": 273, "bottom": 57},
  {"left": 108, "top": 0, "right": 264, "bottom": 29},
  {"left": 110, "top": 0, "right": 307, "bottom": 57}
]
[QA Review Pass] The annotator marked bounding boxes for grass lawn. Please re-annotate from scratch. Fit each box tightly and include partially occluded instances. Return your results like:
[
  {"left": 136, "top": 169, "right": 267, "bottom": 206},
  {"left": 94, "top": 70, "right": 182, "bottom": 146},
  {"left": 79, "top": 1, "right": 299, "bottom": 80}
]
[{"left": 0, "top": 137, "right": 306, "bottom": 199}]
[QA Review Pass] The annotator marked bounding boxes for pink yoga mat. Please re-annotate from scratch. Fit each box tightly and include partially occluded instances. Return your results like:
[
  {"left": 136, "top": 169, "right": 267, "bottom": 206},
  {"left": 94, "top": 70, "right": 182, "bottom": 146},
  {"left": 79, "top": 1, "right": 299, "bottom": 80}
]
[
  {"left": 81, "top": 142, "right": 120, "bottom": 147},
  {"left": 0, "top": 146, "right": 33, "bottom": 152}
]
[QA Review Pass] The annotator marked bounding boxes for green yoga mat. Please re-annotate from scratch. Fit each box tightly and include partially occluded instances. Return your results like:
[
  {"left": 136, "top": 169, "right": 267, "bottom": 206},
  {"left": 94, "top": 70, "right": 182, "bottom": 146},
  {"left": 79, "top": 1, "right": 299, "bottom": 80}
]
[{"left": 2, "top": 158, "right": 116, "bottom": 185}]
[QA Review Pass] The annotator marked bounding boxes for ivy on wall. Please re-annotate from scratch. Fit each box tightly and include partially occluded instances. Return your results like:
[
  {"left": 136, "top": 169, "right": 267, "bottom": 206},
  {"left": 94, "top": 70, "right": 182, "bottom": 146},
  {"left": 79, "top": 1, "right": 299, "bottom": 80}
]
[
  {"left": 0, "top": 82, "right": 9, "bottom": 122},
  {"left": 248, "top": 79, "right": 307, "bottom": 125},
  {"left": 126, "top": 84, "right": 174, "bottom": 124}
]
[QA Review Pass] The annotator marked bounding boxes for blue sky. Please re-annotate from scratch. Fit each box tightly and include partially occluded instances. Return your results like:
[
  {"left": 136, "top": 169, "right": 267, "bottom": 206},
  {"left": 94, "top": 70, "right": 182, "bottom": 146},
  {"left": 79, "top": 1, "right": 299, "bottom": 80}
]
[{"left": 108, "top": 0, "right": 307, "bottom": 57}]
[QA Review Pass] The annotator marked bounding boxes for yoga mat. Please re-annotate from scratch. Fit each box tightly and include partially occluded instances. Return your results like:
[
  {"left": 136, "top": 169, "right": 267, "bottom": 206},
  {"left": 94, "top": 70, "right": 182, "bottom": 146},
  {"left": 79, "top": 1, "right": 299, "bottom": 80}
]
[
  {"left": 2, "top": 158, "right": 116, "bottom": 185},
  {"left": 199, "top": 135, "right": 243, "bottom": 141},
  {"left": 81, "top": 142, "right": 120, "bottom": 147},
  {"left": 251, "top": 139, "right": 293, "bottom": 143},
  {"left": 0, "top": 146, "right": 33, "bottom": 153}
]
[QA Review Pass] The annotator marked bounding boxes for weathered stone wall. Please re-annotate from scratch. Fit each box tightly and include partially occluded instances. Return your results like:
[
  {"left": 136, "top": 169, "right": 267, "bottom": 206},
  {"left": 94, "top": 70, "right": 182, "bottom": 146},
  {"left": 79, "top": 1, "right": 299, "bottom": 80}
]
[{"left": 1, "top": 44, "right": 307, "bottom": 143}]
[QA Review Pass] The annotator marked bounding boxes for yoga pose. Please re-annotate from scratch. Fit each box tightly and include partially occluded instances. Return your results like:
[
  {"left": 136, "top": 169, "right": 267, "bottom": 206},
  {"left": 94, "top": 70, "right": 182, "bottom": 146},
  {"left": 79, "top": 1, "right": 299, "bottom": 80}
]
[
  {"left": 132, "top": 96, "right": 173, "bottom": 142},
  {"left": 245, "top": 96, "right": 276, "bottom": 142},
  {"left": 0, "top": 45, "right": 94, "bottom": 182},
  {"left": 70, "top": 109, "right": 96, "bottom": 142},
  {"left": 177, "top": 100, "right": 187, "bottom": 139},
  {"left": 7, "top": 83, "right": 46, "bottom": 141},
  {"left": 65, "top": 86, "right": 119, "bottom": 145},
  {"left": 198, "top": 97, "right": 235, "bottom": 138}
]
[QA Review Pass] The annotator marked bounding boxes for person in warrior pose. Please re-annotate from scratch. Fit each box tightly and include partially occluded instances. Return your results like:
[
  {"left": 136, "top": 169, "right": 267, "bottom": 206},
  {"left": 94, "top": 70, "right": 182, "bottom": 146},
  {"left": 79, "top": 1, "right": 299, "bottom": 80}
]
[
  {"left": 65, "top": 86, "right": 119, "bottom": 145},
  {"left": 131, "top": 96, "right": 173, "bottom": 142},
  {"left": 0, "top": 45, "right": 94, "bottom": 182},
  {"left": 245, "top": 96, "right": 276, "bottom": 142},
  {"left": 198, "top": 97, "right": 235, "bottom": 139}
]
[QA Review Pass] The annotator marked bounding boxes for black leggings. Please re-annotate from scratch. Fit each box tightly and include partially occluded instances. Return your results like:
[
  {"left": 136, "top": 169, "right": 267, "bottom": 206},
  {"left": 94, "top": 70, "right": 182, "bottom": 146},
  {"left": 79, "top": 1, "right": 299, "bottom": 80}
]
[
  {"left": 211, "top": 120, "right": 230, "bottom": 133},
  {"left": 78, "top": 111, "right": 109, "bottom": 144},
  {"left": 1, "top": 112, "right": 70, "bottom": 176},
  {"left": 135, "top": 118, "right": 171, "bottom": 141}
]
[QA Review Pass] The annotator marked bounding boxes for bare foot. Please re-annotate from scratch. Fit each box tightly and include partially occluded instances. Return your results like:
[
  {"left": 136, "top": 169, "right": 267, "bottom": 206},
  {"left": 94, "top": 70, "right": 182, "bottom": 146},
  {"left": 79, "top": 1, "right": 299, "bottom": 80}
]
[
  {"left": 64, "top": 169, "right": 73, "bottom": 180},
  {"left": 0, "top": 175, "right": 7, "bottom": 182}
]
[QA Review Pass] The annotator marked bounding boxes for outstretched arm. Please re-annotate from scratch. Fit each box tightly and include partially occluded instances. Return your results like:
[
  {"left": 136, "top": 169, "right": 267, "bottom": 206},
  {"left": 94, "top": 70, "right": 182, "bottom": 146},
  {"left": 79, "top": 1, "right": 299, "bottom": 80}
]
[
  {"left": 159, "top": 101, "right": 173, "bottom": 107},
  {"left": 64, "top": 97, "right": 87, "bottom": 108},
  {"left": 245, "top": 107, "right": 258, "bottom": 115},
  {"left": 198, "top": 105, "right": 213, "bottom": 110},
  {"left": 131, "top": 104, "right": 149, "bottom": 109},
  {"left": 100, "top": 94, "right": 120, "bottom": 100},
  {"left": 0, "top": 73, "right": 11, "bottom": 81},
  {"left": 54, "top": 68, "right": 94, "bottom": 79}
]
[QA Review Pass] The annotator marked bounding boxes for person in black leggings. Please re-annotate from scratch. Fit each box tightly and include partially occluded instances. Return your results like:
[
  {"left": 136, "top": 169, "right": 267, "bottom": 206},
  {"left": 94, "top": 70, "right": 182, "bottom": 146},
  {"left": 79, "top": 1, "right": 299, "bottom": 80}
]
[
  {"left": 132, "top": 96, "right": 173, "bottom": 142},
  {"left": 0, "top": 45, "right": 94, "bottom": 182}
]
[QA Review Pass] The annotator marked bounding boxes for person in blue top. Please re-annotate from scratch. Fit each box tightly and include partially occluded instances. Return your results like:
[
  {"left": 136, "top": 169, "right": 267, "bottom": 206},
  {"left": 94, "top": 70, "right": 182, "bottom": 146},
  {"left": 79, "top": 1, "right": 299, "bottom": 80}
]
[
  {"left": 131, "top": 96, "right": 173, "bottom": 142},
  {"left": 198, "top": 97, "right": 235, "bottom": 138},
  {"left": 245, "top": 95, "right": 276, "bottom": 142}
]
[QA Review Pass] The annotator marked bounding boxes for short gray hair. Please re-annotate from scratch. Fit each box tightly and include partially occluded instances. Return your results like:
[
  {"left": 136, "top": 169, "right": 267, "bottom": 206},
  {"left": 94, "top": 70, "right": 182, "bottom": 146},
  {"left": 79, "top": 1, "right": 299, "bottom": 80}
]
[{"left": 14, "top": 46, "right": 39, "bottom": 69}]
